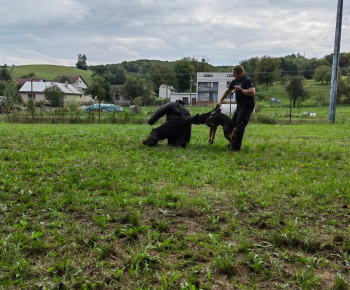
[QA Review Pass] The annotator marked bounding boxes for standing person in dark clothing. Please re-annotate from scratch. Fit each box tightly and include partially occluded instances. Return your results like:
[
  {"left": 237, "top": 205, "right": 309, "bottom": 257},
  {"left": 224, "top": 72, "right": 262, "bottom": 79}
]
[
  {"left": 142, "top": 100, "right": 192, "bottom": 148},
  {"left": 217, "top": 65, "right": 255, "bottom": 151}
]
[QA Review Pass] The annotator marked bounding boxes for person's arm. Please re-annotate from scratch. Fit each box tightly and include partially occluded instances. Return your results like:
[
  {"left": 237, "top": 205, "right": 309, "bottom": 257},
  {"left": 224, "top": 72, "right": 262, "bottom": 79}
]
[
  {"left": 217, "top": 88, "right": 232, "bottom": 106},
  {"left": 147, "top": 103, "right": 172, "bottom": 125},
  {"left": 235, "top": 86, "right": 255, "bottom": 97}
]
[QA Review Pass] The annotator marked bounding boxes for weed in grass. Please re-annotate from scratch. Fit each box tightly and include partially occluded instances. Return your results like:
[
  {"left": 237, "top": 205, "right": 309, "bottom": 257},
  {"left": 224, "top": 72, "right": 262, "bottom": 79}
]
[
  {"left": 96, "top": 242, "right": 114, "bottom": 260},
  {"left": 332, "top": 273, "right": 349, "bottom": 290},
  {"left": 129, "top": 248, "right": 162, "bottom": 271},
  {"left": 215, "top": 254, "right": 236, "bottom": 276},
  {"left": 120, "top": 225, "right": 150, "bottom": 240},
  {"left": 156, "top": 220, "right": 170, "bottom": 233},
  {"left": 247, "top": 251, "right": 266, "bottom": 273},
  {"left": 47, "top": 251, "right": 73, "bottom": 277},
  {"left": 294, "top": 266, "right": 321, "bottom": 289},
  {"left": 159, "top": 271, "right": 182, "bottom": 290},
  {"left": 93, "top": 214, "right": 110, "bottom": 230},
  {"left": 303, "top": 231, "right": 323, "bottom": 253},
  {"left": 341, "top": 237, "right": 350, "bottom": 253},
  {"left": 187, "top": 270, "right": 201, "bottom": 289},
  {"left": 122, "top": 209, "right": 141, "bottom": 227},
  {"left": 237, "top": 236, "right": 253, "bottom": 254}
]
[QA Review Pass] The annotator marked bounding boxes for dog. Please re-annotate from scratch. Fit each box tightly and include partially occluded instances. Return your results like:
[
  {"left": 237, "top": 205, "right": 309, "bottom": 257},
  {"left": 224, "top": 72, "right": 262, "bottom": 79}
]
[{"left": 192, "top": 107, "right": 236, "bottom": 148}]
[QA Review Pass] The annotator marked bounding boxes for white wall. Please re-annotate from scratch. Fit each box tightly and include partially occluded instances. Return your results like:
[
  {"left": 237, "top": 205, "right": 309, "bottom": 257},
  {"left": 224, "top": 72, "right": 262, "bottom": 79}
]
[
  {"left": 159, "top": 84, "right": 176, "bottom": 99},
  {"left": 197, "top": 72, "right": 236, "bottom": 103}
]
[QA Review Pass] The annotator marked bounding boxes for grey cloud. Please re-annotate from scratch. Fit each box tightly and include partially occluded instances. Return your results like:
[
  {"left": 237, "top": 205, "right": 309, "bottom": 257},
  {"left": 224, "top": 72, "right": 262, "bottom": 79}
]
[{"left": 0, "top": 0, "right": 349, "bottom": 66}]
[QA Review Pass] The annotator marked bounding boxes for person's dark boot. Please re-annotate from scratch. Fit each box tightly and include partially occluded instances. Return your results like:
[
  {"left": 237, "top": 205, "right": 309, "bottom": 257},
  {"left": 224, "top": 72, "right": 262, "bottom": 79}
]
[
  {"left": 232, "top": 145, "right": 241, "bottom": 152},
  {"left": 175, "top": 137, "right": 187, "bottom": 148}
]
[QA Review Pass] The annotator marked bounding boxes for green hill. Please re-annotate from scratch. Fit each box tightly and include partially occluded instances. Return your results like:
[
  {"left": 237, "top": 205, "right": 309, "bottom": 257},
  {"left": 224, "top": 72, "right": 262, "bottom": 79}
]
[{"left": 10, "top": 65, "right": 94, "bottom": 86}]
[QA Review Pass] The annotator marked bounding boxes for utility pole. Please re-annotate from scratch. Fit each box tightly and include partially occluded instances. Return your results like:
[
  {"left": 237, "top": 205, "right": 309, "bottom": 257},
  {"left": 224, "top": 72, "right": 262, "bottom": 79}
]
[
  {"left": 31, "top": 78, "right": 34, "bottom": 121},
  {"left": 189, "top": 74, "right": 193, "bottom": 112},
  {"left": 166, "top": 84, "right": 168, "bottom": 103},
  {"left": 98, "top": 84, "right": 101, "bottom": 123},
  {"left": 328, "top": 0, "right": 343, "bottom": 123}
]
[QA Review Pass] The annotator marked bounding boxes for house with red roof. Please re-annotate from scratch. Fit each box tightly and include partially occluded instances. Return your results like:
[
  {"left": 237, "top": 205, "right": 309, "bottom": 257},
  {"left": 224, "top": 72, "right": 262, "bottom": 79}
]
[{"left": 51, "top": 75, "right": 88, "bottom": 90}]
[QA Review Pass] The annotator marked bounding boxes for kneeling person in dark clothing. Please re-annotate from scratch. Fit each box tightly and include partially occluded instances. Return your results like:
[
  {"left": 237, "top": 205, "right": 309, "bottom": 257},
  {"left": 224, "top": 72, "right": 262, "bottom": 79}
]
[{"left": 142, "top": 100, "right": 192, "bottom": 148}]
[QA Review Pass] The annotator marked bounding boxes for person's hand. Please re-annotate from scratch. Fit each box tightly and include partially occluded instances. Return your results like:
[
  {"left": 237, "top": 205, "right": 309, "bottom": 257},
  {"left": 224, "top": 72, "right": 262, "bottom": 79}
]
[
  {"left": 216, "top": 101, "right": 221, "bottom": 107},
  {"left": 234, "top": 85, "right": 242, "bottom": 92}
]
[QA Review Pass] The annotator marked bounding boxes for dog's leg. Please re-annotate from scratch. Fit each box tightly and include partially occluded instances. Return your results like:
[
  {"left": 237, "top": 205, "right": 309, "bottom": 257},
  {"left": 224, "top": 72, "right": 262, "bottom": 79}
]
[
  {"left": 210, "top": 127, "right": 217, "bottom": 144},
  {"left": 208, "top": 127, "right": 212, "bottom": 143},
  {"left": 225, "top": 133, "right": 233, "bottom": 148}
]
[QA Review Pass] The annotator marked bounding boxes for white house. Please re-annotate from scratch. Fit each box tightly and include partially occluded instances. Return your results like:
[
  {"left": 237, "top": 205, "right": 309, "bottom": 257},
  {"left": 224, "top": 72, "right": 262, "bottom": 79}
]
[
  {"left": 168, "top": 93, "right": 197, "bottom": 104},
  {"left": 51, "top": 75, "right": 88, "bottom": 90},
  {"left": 19, "top": 81, "right": 93, "bottom": 105},
  {"left": 196, "top": 72, "right": 236, "bottom": 105},
  {"left": 159, "top": 84, "right": 177, "bottom": 100}
]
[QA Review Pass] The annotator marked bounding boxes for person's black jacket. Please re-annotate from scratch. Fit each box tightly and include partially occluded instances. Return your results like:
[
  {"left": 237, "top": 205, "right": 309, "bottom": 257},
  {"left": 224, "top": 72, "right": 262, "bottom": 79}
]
[
  {"left": 147, "top": 102, "right": 191, "bottom": 125},
  {"left": 147, "top": 102, "right": 192, "bottom": 143}
]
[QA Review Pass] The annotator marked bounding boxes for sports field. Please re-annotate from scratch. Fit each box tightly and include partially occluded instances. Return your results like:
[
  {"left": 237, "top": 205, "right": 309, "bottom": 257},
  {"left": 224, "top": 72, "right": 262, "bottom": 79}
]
[{"left": 0, "top": 123, "right": 349, "bottom": 289}]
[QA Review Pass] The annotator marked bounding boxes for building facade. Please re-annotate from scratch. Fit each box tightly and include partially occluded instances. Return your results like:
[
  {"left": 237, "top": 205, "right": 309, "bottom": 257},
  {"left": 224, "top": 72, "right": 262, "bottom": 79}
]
[
  {"left": 19, "top": 81, "right": 93, "bottom": 105},
  {"left": 159, "top": 84, "right": 177, "bottom": 101},
  {"left": 169, "top": 93, "right": 197, "bottom": 104},
  {"left": 196, "top": 72, "right": 236, "bottom": 105}
]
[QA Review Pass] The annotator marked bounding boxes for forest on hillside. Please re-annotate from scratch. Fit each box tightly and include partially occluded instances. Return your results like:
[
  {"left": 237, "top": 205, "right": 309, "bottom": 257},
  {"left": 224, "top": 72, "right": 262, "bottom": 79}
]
[{"left": 86, "top": 53, "right": 350, "bottom": 92}]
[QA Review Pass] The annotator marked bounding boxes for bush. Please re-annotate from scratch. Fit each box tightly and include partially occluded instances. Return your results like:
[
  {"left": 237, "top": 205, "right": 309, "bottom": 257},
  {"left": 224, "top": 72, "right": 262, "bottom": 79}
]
[
  {"left": 35, "top": 100, "right": 45, "bottom": 107},
  {"left": 154, "top": 98, "right": 167, "bottom": 106},
  {"left": 254, "top": 114, "right": 276, "bottom": 124},
  {"left": 255, "top": 93, "right": 265, "bottom": 101},
  {"left": 66, "top": 101, "right": 80, "bottom": 112}
]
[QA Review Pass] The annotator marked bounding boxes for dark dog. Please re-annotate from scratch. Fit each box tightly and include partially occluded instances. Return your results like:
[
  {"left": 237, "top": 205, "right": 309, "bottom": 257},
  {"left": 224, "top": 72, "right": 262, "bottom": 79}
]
[{"left": 192, "top": 107, "right": 235, "bottom": 148}]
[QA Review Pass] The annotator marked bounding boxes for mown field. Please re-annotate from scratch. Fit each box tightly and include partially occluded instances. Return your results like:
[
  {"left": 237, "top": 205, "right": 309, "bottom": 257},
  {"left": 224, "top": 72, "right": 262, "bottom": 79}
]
[
  {"left": 0, "top": 123, "right": 350, "bottom": 289},
  {"left": 10, "top": 65, "right": 94, "bottom": 86}
]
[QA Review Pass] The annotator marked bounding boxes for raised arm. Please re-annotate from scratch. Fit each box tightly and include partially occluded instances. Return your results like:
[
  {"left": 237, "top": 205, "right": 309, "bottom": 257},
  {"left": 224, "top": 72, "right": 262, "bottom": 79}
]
[
  {"left": 235, "top": 86, "right": 255, "bottom": 97},
  {"left": 147, "top": 103, "right": 172, "bottom": 125},
  {"left": 217, "top": 88, "right": 232, "bottom": 107}
]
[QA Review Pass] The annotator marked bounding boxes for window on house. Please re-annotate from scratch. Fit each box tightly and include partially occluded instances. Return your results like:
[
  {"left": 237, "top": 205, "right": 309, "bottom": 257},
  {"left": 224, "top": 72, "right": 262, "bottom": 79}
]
[
  {"left": 203, "top": 74, "right": 213, "bottom": 77},
  {"left": 198, "top": 92, "right": 218, "bottom": 102},
  {"left": 227, "top": 74, "right": 233, "bottom": 77},
  {"left": 28, "top": 94, "right": 35, "bottom": 99}
]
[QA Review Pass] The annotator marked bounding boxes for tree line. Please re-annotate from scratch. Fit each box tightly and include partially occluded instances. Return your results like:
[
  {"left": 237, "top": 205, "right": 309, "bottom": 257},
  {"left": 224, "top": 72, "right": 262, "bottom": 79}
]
[{"left": 83, "top": 52, "right": 350, "bottom": 105}]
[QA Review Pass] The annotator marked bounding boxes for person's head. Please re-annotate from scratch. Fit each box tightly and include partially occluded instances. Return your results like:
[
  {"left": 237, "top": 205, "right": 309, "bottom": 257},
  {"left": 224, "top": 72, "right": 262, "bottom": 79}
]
[
  {"left": 232, "top": 65, "right": 244, "bottom": 81},
  {"left": 175, "top": 99, "right": 185, "bottom": 106}
]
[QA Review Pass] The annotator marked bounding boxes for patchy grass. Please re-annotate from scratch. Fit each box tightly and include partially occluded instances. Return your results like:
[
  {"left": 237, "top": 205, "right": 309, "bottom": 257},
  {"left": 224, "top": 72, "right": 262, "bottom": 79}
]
[{"left": 0, "top": 123, "right": 350, "bottom": 289}]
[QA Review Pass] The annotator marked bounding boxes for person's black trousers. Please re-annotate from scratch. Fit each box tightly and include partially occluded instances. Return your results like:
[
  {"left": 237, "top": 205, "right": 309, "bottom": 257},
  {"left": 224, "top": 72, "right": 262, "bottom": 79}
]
[
  {"left": 143, "top": 120, "right": 191, "bottom": 148},
  {"left": 232, "top": 101, "right": 255, "bottom": 150}
]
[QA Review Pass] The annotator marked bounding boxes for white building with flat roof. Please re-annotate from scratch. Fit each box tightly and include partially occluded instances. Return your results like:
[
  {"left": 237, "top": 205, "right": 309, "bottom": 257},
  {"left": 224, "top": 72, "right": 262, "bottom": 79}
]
[{"left": 196, "top": 72, "right": 236, "bottom": 105}]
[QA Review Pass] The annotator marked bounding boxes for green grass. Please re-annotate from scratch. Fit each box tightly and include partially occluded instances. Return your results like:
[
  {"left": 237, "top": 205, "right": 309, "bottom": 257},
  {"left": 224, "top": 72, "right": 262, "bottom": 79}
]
[
  {"left": 256, "top": 79, "right": 332, "bottom": 107},
  {"left": 1, "top": 123, "right": 350, "bottom": 289},
  {"left": 9, "top": 65, "right": 94, "bottom": 85}
]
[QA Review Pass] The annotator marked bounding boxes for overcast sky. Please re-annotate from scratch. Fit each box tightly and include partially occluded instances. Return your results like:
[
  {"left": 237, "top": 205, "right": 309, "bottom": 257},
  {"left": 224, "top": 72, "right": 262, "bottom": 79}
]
[{"left": 0, "top": 0, "right": 349, "bottom": 67}]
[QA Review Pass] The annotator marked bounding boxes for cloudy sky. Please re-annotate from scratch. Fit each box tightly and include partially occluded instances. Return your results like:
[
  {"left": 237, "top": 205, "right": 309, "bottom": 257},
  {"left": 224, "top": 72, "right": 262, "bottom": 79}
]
[{"left": 0, "top": 0, "right": 349, "bottom": 67}]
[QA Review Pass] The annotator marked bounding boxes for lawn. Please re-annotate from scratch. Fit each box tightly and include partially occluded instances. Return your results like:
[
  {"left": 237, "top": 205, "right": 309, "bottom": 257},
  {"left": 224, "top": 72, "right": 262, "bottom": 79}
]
[{"left": 0, "top": 123, "right": 350, "bottom": 289}]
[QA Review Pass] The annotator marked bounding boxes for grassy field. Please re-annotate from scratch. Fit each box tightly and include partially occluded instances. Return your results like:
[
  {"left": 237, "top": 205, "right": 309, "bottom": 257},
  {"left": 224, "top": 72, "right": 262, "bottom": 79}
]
[
  {"left": 0, "top": 122, "right": 350, "bottom": 289},
  {"left": 9, "top": 65, "right": 94, "bottom": 86},
  {"left": 256, "top": 80, "right": 331, "bottom": 107}
]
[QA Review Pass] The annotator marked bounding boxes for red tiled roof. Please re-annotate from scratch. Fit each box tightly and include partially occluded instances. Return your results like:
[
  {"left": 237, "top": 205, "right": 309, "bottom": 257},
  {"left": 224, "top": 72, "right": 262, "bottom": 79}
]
[
  {"left": 51, "top": 75, "right": 86, "bottom": 85},
  {"left": 15, "top": 78, "right": 46, "bottom": 86}
]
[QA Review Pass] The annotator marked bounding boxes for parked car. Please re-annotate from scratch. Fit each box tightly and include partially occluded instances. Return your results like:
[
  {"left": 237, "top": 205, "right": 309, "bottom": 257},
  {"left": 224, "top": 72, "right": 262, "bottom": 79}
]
[{"left": 84, "top": 104, "right": 123, "bottom": 112}]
